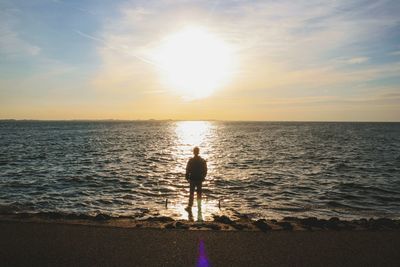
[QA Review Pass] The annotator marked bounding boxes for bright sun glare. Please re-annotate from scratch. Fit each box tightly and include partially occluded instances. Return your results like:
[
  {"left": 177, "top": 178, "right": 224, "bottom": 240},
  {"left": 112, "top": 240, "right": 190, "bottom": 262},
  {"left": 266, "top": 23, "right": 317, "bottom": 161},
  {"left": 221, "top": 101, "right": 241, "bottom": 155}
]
[{"left": 152, "top": 27, "right": 234, "bottom": 100}]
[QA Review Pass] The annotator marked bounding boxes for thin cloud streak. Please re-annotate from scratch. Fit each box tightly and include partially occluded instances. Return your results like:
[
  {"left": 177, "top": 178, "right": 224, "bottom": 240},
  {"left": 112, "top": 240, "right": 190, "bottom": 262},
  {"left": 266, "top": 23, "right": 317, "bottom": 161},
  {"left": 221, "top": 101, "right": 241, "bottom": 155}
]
[
  {"left": 346, "top": 57, "right": 369, "bottom": 64},
  {"left": 74, "top": 30, "right": 162, "bottom": 69},
  {"left": 0, "top": 9, "right": 40, "bottom": 57}
]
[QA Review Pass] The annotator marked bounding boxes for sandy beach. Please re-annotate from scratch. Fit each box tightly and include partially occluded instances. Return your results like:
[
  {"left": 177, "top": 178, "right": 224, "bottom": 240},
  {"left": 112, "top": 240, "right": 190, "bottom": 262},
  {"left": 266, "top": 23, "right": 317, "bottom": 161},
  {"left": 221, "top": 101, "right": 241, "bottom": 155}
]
[{"left": 1, "top": 217, "right": 400, "bottom": 267}]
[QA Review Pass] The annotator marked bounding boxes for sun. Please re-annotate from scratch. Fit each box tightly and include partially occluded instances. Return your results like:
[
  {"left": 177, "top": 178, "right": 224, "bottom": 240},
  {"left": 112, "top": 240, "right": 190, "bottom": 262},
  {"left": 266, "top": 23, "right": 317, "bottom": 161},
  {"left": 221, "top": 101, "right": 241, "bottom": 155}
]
[{"left": 152, "top": 27, "right": 234, "bottom": 100}]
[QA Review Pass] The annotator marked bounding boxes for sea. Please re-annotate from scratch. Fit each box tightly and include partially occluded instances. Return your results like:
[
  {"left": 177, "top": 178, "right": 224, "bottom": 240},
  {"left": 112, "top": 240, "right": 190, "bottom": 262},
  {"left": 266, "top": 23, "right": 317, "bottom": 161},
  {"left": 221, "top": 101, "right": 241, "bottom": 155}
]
[{"left": 0, "top": 121, "right": 399, "bottom": 221}]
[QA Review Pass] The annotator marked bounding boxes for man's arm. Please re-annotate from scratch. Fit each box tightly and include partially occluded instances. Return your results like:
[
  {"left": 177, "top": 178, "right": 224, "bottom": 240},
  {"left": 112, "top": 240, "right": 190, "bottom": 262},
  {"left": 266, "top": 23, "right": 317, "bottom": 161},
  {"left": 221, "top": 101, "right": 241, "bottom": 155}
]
[
  {"left": 203, "top": 159, "right": 208, "bottom": 179},
  {"left": 185, "top": 159, "right": 191, "bottom": 180}
]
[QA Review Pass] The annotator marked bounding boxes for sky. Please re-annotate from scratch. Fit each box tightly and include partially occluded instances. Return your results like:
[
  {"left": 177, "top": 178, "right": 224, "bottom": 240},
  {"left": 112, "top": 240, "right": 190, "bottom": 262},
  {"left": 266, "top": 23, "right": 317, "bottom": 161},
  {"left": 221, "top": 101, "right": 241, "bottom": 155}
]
[{"left": 0, "top": 0, "right": 400, "bottom": 121}]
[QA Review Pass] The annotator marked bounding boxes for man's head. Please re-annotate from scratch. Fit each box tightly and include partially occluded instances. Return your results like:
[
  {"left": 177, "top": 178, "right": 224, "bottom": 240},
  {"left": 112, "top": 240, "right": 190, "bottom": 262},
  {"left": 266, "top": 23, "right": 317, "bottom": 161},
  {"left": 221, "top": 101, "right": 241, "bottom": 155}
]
[{"left": 193, "top": 146, "right": 200, "bottom": 156}]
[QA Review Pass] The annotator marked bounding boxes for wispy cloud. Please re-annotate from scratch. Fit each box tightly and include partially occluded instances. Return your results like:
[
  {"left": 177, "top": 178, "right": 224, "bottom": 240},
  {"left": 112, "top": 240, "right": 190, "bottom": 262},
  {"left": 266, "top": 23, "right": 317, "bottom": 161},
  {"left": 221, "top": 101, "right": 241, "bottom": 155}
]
[
  {"left": 91, "top": 0, "right": 400, "bottom": 93},
  {"left": 1, "top": 0, "right": 399, "bottom": 120},
  {"left": 0, "top": 9, "right": 40, "bottom": 57},
  {"left": 52, "top": 0, "right": 97, "bottom": 16},
  {"left": 268, "top": 90, "right": 400, "bottom": 106},
  {"left": 345, "top": 57, "right": 369, "bottom": 64}
]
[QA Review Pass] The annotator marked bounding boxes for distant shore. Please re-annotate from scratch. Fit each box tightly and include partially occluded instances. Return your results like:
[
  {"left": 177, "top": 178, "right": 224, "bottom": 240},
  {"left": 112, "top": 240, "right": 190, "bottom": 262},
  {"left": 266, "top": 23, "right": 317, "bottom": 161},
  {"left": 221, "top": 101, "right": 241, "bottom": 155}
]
[
  {"left": 1, "top": 119, "right": 400, "bottom": 123},
  {"left": 1, "top": 217, "right": 399, "bottom": 266}
]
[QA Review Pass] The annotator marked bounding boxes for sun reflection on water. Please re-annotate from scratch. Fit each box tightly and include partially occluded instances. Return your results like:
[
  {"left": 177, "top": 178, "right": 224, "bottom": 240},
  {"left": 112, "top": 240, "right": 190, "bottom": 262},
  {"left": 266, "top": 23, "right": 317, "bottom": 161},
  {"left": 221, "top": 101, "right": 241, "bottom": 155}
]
[
  {"left": 172, "top": 121, "right": 214, "bottom": 173},
  {"left": 159, "top": 121, "right": 220, "bottom": 220},
  {"left": 174, "top": 121, "right": 213, "bottom": 153},
  {"left": 161, "top": 199, "right": 221, "bottom": 221}
]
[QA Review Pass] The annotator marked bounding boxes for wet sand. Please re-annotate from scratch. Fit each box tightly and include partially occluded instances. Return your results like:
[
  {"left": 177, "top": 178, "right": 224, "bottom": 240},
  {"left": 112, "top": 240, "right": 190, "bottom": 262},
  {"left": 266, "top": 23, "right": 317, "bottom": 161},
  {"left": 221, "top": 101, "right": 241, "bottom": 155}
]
[{"left": 1, "top": 220, "right": 400, "bottom": 267}]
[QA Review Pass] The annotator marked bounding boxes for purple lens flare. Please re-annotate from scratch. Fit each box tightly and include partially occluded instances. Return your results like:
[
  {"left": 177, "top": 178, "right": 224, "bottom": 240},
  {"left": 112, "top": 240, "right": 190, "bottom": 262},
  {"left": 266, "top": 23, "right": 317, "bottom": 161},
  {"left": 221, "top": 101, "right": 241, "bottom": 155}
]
[{"left": 197, "top": 239, "right": 211, "bottom": 267}]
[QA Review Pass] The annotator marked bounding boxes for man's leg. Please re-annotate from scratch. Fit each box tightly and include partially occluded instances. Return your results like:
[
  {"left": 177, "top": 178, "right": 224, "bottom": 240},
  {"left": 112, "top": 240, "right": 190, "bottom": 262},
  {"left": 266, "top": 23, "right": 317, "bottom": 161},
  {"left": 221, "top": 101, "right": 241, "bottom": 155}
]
[
  {"left": 188, "top": 182, "right": 195, "bottom": 207},
  {"left": 196, "top": 182, "right": 203, "bottom": 222},
  {"left": 196, "top": 182, "right": 202, "bottom": 201}
]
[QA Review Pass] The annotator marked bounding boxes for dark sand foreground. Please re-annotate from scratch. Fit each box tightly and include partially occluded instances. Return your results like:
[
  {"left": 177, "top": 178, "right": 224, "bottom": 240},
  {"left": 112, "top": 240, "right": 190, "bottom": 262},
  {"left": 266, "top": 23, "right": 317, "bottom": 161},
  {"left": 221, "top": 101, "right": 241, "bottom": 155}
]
[{"left": 1, "top": 220, "right": 400, "bottom": 267}]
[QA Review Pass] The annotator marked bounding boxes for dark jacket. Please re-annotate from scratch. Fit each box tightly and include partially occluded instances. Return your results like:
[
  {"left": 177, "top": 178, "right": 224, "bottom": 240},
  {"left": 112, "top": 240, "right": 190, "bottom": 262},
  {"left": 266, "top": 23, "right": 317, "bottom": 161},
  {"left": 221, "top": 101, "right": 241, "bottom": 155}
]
[{"left": 186, "top": 156, "right": 207, "bottom": 182}]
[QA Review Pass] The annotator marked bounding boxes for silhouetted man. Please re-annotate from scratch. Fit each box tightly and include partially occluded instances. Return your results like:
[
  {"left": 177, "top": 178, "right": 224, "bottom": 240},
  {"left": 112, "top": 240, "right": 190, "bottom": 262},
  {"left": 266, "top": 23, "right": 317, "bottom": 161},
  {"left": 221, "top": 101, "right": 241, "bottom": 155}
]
[{"left": 185, "top": 147, "right": 207, "bottom": 211}]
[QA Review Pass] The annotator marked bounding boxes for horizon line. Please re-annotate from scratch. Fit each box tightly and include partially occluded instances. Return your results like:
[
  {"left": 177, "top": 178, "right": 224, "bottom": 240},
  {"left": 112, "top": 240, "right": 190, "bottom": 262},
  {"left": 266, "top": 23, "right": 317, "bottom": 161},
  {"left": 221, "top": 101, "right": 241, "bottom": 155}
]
[{"left": 1, "top": 118, "right": 399, "bottom": 123}]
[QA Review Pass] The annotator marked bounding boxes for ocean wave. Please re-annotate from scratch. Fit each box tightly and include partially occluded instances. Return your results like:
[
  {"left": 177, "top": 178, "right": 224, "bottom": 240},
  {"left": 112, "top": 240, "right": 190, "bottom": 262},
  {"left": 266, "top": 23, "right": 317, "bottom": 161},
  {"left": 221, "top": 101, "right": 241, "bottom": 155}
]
[{"left": 1, "top": 121, "right": 399, "bottom": 220}]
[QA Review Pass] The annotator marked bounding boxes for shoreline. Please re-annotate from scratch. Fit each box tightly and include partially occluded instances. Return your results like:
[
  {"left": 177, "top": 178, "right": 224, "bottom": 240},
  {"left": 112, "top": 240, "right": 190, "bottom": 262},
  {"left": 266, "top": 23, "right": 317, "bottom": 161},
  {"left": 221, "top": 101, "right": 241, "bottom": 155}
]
[{"left": 1, "top": 213, "right": 399, "bottom": 231}]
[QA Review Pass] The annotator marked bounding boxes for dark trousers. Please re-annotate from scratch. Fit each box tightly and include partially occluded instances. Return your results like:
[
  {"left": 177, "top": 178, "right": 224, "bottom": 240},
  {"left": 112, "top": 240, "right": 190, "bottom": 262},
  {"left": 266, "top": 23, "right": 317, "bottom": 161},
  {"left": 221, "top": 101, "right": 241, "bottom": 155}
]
[{"left": 188, "top": 180, "right": 203, "bottom": 207}]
